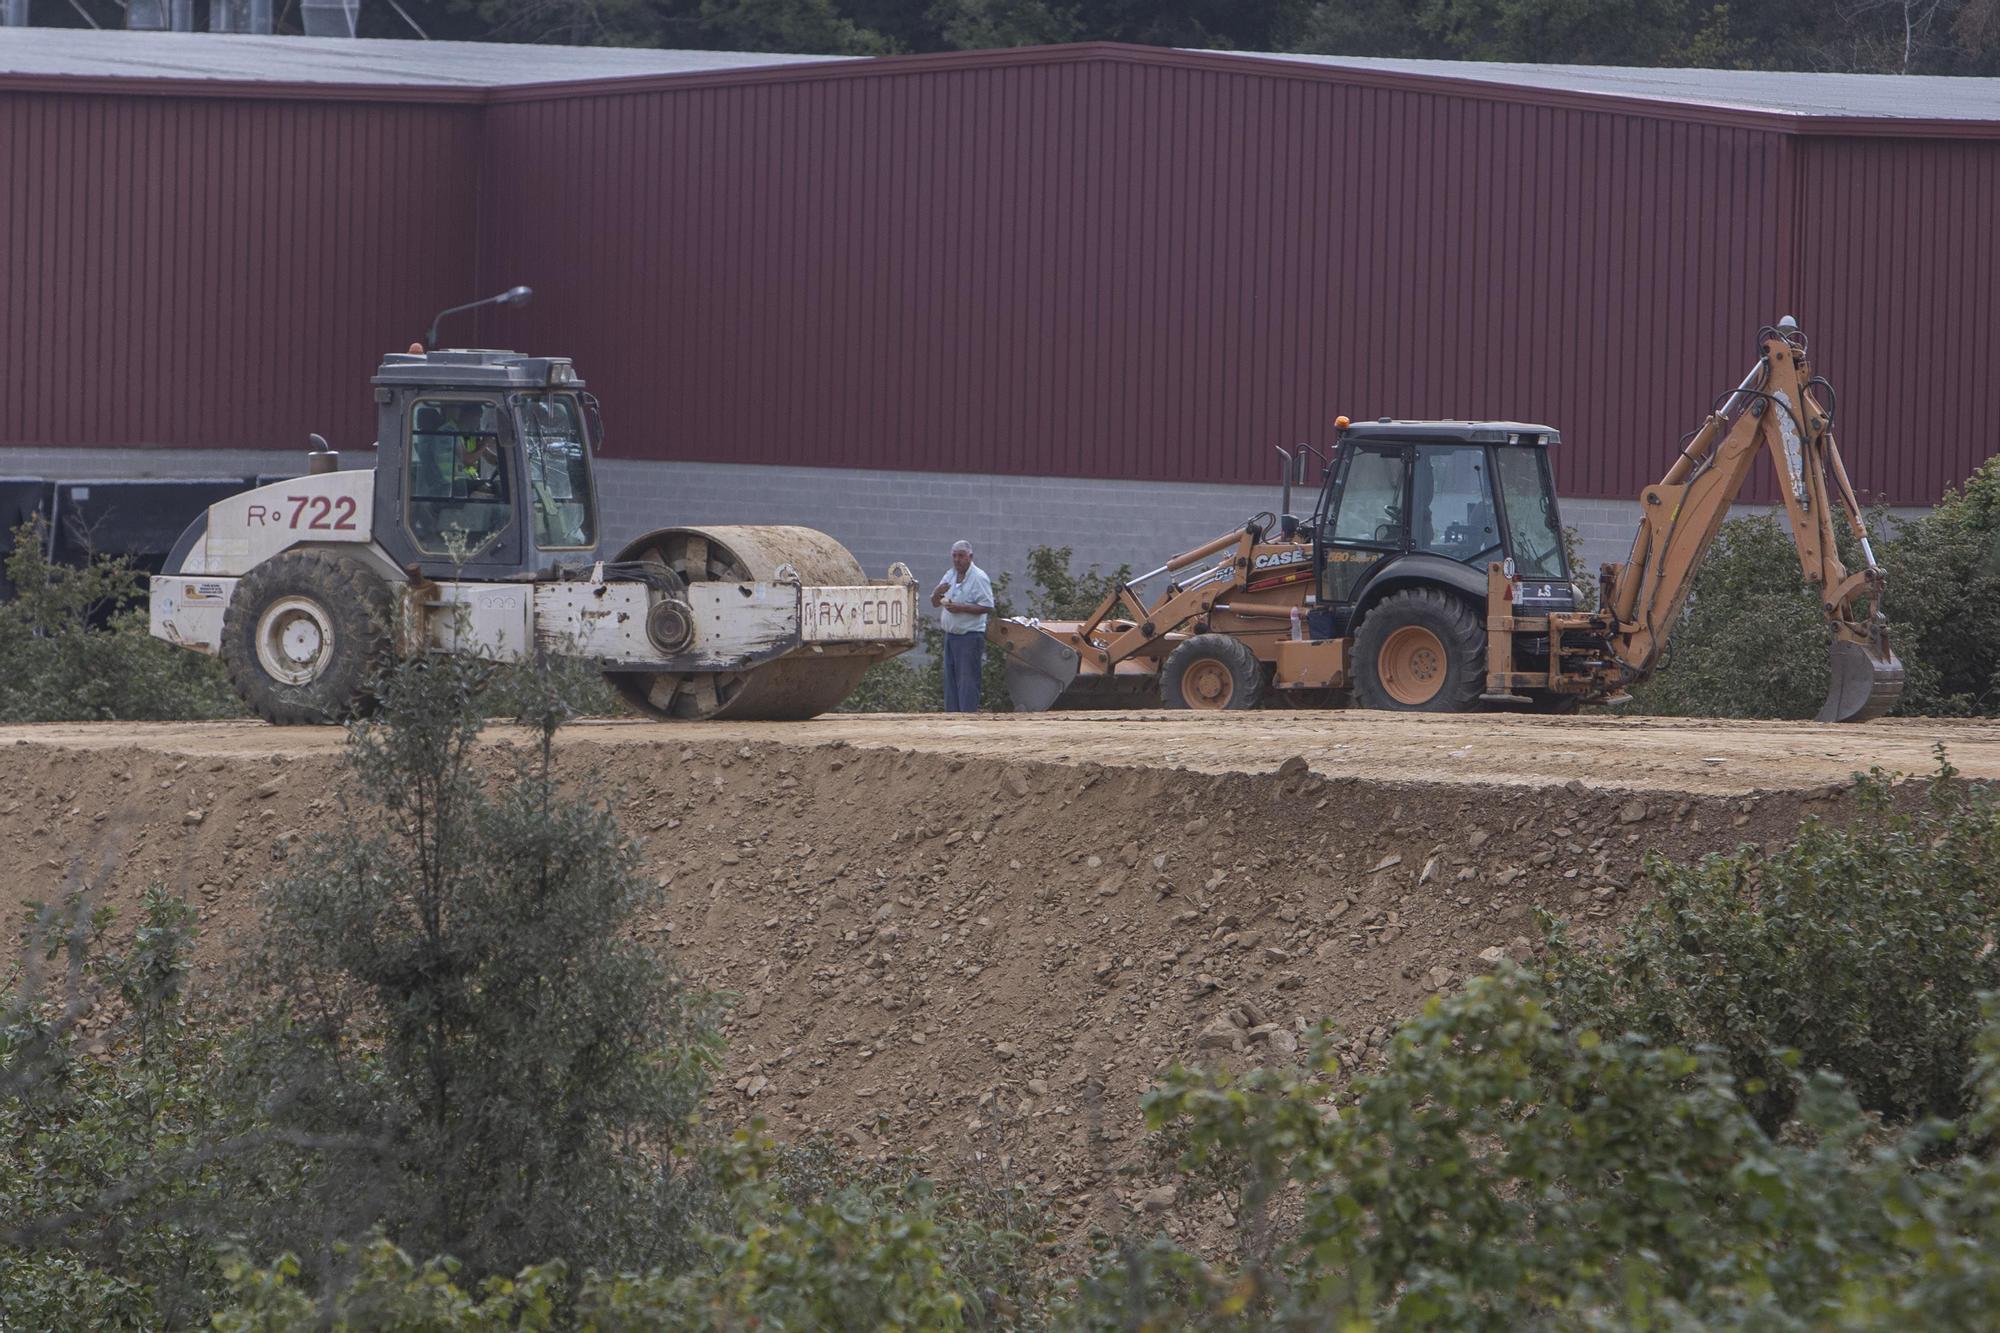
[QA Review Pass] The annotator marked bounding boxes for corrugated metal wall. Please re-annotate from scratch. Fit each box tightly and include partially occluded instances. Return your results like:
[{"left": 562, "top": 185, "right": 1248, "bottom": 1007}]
[
  {"left": 1793, "top": 136, "right": 2000, "bottom": 504},
  {"left": 0, "top": 90, "right": 484, "bottom": 458},
  {"left": 8, "top": 54, "right": 1994, "bottom": 505},
  {"left": 483, "top": 59, "right": 1815, "bottom": 501}
]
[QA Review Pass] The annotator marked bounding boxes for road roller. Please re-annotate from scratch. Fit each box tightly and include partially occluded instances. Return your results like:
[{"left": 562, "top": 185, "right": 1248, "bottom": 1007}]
[{"left": 147, "top": 345, "right": 916, "bottom": 723}]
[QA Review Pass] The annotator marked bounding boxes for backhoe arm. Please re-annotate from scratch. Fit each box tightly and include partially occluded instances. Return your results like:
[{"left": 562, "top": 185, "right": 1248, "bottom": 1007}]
[{"left": 1601, "top": 322, "right": 1902, "bottom": 722}]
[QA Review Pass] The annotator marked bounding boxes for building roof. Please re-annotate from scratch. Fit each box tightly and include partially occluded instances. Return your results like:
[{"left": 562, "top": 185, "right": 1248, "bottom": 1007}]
[
  {"left": 1230, "top": 52, "right": 2000, "bottom": 122},
  {"left": 0, "top": 29, "right": 844, "bottom": 88},
  {"left": 5, "top": 31, "right": 1998, "bottom": 129}
]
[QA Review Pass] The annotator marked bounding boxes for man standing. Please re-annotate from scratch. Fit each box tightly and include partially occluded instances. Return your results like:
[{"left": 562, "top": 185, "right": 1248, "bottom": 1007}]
[{"left": 932, "top": 540, "right": 994, "bottom": 713}]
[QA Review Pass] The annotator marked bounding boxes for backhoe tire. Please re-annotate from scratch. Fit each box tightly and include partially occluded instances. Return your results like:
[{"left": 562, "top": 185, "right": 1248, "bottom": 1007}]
[
  {"left": 1162, "top": 634, "right": 1264, "bottom": 711},
  {"left": 221, "top": 550, "right": 396, "bottom": 724},
  {"left": 1353, "top": 588, "right": 1485, "bottom": 713}
]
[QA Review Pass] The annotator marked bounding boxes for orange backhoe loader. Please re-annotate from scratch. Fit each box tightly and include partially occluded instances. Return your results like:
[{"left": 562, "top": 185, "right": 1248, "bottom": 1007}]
[{"left": 990, "top": 318, "right": 1902, "bottom": 722}]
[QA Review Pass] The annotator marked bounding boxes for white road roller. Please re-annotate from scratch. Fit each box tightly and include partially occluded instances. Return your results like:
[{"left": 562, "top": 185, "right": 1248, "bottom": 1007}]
[{"left": 149, "top": 346, "right": 916, "bottom": 723}]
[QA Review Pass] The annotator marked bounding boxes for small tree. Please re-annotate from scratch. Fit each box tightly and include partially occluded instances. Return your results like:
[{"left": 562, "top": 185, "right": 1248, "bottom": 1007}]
[{"left": 230, "top": 650, "right": 720, "bottom": 1286}]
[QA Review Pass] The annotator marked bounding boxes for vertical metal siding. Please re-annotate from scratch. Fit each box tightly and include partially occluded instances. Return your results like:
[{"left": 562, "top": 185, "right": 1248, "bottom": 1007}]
[
  {"left": 8, "top": 58, "right": 1996, "bottom": 508},
  {"left": 482, "top": 62, "right": 1813, "bottom": 500},
  {"left": 1795, "top": 136, "right": 2000, "bottom": 504},
  {"left": 0, "top": 89, "right": 483, "bottom": 458}
]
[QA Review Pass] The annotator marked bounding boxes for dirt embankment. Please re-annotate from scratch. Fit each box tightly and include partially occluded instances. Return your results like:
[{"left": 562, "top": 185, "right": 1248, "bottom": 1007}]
[{"left": 0, "top": 714, "right": 1977, "bottom": 1246}]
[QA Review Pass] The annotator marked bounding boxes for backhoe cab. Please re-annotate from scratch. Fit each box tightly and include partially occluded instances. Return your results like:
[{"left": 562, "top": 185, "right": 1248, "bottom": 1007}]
[{"left": 991, "top": 319, "right": 1902, "bottom": 722}]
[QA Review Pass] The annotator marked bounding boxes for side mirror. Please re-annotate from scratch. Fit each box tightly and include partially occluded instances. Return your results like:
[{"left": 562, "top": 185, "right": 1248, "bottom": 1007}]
[
  {"left": 1293, "top": 449, "right": 1310, "bottom": 486},
  {"left": 581, "top": 392, "right": 605, "bottom": 454}
]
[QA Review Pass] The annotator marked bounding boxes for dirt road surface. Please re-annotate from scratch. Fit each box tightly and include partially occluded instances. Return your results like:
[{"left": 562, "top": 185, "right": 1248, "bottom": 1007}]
[
  {"left": 3, "top": 710, "right": 1991, "bottom": 794},
  {"left": 1, "top": 711, "right": 1987, "bottom": 1247}
]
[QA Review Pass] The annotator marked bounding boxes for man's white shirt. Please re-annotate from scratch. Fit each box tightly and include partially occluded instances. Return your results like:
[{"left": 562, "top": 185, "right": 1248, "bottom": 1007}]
[{"left": 938, "top": 563, "right": 994, "bottom": 633}]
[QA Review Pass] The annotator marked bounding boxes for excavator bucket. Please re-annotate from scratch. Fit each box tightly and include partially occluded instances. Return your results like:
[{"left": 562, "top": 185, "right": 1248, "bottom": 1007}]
[
  {"left": 989, "top": 619, "right": 1082, "bottom": 712},
  {"left": 1818, "top": 638, "right": 1904, "bottom": 723}
]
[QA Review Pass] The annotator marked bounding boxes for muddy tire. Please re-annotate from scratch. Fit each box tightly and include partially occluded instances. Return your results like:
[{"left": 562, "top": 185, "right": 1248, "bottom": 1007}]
[
  {"left": 1353, "top": 588, "right": 1485, "bottom": 713},
  {"left": 222, "top": 550, "right": 396, "bottom": 724},
  {"left": 1162, "top": 634, "right": 1264, "bottom": 711}
]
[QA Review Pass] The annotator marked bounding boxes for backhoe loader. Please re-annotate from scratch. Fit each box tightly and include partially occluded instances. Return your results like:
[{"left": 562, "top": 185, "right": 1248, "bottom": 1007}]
[{"left": 991, "top": 319, "right": 1902, "bottom": 722}]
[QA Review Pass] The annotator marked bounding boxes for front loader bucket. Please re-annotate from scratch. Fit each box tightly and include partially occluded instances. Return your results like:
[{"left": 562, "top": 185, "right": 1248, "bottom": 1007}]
[
  {"left": 988, "top": 620, "right": 1081, "bottom": 712},
  {"left": 1817, "top": 638, "right": 1904, "bottom": 723}
]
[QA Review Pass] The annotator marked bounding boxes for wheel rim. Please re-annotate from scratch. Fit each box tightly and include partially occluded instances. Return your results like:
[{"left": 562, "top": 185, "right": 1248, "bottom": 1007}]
[
  {"left": 255, "top": 596, "right": 336, "bottom": 687},
  {"left": 1183, "top": 658, "right": 1236, "bottom": 709},
  {"left": 1378, "top": 625, "right": 1446, "bottom": 706}
]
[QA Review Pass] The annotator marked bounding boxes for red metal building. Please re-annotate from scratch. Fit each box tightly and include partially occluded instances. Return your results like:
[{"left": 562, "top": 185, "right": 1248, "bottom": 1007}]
[{"left": 6, "top": 33, "right": 1999, "bottom": 508}]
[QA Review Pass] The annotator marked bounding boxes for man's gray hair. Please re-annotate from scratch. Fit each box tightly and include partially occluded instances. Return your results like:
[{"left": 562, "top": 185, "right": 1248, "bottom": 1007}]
[{"left": 950, "top": 540, "right": 973, "bottom": 555}]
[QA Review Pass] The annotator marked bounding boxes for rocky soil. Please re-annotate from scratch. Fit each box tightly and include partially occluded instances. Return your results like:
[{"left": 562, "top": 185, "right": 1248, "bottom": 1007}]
[{"left": 0, "top": 713, "right": 1978, "bottom": 1248}]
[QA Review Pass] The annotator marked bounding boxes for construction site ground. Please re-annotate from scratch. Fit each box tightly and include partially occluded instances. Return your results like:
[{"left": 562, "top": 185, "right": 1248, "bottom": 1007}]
[{"left": 5, "top": 711, "right": 1997, "bottom": 1248}]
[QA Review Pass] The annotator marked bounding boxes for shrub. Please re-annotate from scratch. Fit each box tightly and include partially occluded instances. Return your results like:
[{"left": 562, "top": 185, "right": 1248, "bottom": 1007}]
[
  {"left": 1, "top": 887, "right": 229, "bottom": 1328},
  {"left": 1877, "top": 456, "right": 2000, "bottom": 716},
  {"left": 0, "top": 519, "right": 242, "bottom": 722},
  {"left": 1626, "top": 512, "right": 1830, "bottom": 718},
  {"left": 1082, "top": 972, "right": 2000, "bottom": 1330},
  {"left": 584, "top": 1129, "right": 1049, "bottom": 1329},
  {"left": 225, "top": 650, "right": 722, "bottom": 1286},
  {"left": 1541, "top": 757, "right": 2000, "bottom": 1130}
]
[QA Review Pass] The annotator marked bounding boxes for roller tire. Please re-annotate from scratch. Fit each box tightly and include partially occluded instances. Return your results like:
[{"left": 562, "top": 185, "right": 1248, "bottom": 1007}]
[
  {"left": 221, "top": 550, "right": 395, "bottom": 725},
  {"left": 1353, "top": 588, "right": 1485, "bottom": 713},
  {"left": 1162, "top": 634, "right": 1264, "bottom": 711}
]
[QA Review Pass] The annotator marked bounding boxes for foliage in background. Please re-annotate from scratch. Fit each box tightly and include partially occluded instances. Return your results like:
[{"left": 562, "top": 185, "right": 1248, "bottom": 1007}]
[
  {"left": 1632, "top": 456, "right": 2000, "bottom": 720},
  {"left": 1624, "top": 512, "right": 1831, "bottom": 718},
  {"left": 0, "top": 519, "right": 243, "bottom": 724},
  {"left": 1877, "top": 456, "right": 2000, "bottom": 716},
  {"left": 227, "top": 647, "right": 723, "bottom": 1287},
  {"left": 1542, "top": 757, "right": 2000, "bottom": 1131}
]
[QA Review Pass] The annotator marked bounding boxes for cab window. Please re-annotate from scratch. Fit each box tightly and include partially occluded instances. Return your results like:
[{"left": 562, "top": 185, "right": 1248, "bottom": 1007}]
[
  {"left": 407, "top": 398, "right": 512, "bottom": 556},
  {"left": 1328, "top": 447, "right": 1408, "bottom": 547},
  {"left": 513, "top": 393, "right": 596, "bottom": 550},
  {"left": 1495, "top": 446, "right": 1567, "bottom": 580},
  {"left": 1411, "top": 445, "right": 1500, "bottom": 564}
]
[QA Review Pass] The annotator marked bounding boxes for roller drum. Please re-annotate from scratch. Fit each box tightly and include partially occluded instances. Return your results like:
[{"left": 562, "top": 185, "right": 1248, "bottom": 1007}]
[{"left": 604, "top": 525, "right": 879, "bottom": 721}]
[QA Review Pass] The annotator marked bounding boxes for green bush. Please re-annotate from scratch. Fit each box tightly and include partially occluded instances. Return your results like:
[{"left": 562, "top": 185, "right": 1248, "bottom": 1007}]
[
  {"left": 1542, "top": 758, "right": 2000, "bottom": 1130},
  {"left": 225, "top": 649, "right": 723, "bottom": 1287},
  {"left": 1626, "top": 512, "right": 1830, "bottom": 718},
  {"left": 1, "top": 887, "right": 229, "bottom": 1328},
  {"left": 0, "top": 519, "right": 242, "bottom": 722},
  {"left": 1877, "top": 456, "right": 2000, "bottom": 716},
  {"left": 1080, "top": 972, "right": 2000, "bottom": 1330},
  {"left": 211, "top": 1133, "right": 1053, "bottom": 1331},
  {"left": 1630, "top": 456, "right": 2000, "bottom": 719},
  {"left": 582, "top": 1130, "right": 1049, "bottom": 1329}
]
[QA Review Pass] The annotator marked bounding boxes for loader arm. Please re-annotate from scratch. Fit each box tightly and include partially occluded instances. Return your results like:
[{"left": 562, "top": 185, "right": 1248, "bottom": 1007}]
[{"left": 1601, "top": 323, "right": 1902, "bottom": 721}]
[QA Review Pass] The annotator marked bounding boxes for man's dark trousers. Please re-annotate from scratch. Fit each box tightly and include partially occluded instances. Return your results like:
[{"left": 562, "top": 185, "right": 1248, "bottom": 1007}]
[{"left": 943, "top": 630, "right": 984, "bottom": 712}]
